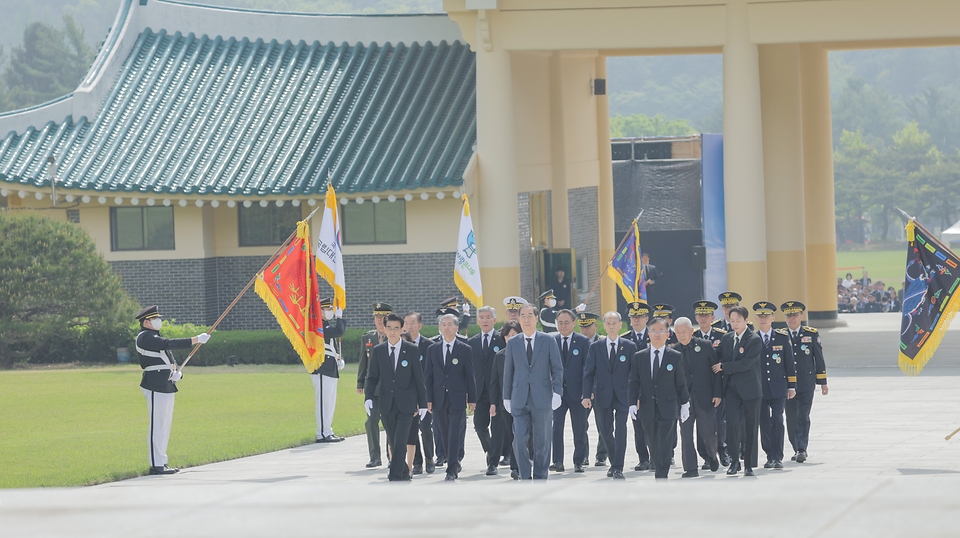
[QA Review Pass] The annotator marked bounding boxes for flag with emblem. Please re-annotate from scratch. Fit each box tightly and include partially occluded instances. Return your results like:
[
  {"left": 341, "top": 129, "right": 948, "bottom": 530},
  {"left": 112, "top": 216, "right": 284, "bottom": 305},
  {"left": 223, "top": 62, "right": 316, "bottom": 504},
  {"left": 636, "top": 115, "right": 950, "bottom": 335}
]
[
  {"left": 454, "top": 194, "right": 483, "bottom": 308},
  {"left": 255, "top": 220, "right": 325, "bottom": 372},
  {"left": 899, "top": 218, "right": 960, "bottom": 375},
  {"left": 606, "top": 220, "right": 647, "bottom": 303},
  {"left": 316, "top": 184, "right": 346, "bottom": 311}
]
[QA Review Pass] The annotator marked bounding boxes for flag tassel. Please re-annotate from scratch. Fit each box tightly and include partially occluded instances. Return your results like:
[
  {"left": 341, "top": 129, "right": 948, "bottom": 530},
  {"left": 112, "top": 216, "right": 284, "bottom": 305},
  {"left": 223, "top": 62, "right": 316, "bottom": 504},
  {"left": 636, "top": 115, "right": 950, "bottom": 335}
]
[{"left": 898, "top": 291, "right": 960, "bottom": 376}]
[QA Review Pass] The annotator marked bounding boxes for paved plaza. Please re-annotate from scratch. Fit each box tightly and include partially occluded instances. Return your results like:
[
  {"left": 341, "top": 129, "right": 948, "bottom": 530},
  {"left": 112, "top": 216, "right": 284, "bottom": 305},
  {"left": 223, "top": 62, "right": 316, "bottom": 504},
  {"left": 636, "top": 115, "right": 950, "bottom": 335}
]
[{"left": 3, "top": 313, "right": 960, "bottom": 537}]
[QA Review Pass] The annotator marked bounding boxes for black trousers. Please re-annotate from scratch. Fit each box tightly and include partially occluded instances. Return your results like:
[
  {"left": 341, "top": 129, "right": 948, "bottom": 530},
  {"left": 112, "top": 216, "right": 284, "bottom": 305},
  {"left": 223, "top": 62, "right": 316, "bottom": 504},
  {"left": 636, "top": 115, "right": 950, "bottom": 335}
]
[
  {"left": 435, "top": 399, "right": 466, "bottom": 477},
  {"left": 489, "top": 403, "right": 517, "bottom": 470},
  {"left": 552, "top": 394, "right": 587, "bottom": 466},
  {"left": 474, "top": 396, "right": 493, "bottom": 456},
  {"left": 682, "top": 401, "right": 718, "bottom": 472},
  {"left": 640, "top": 403, "right": 677, "bottom": 478},
  {"left": 786, "top": 390, "right": 814, "bottom": 452},
  {"left": 759, "top": 397, "right": 786, "bottom": 462},
  {"left": 413, "top": 410, "right": 435, "bottom": 466},
  {"left": 596, "top": 403, "right": 628, "bottom": 472},
  {"left": 585, "top": 402, "right": 608, "bottom": 463},
  {"left": 725, "top": 388, "right": 761, "bottom": 469},
  {"left": 382, "top": 406, "right": 415, "bottom": 480},
  {"left": 632, "top": 416, "right": 650, "bottom": 463}
]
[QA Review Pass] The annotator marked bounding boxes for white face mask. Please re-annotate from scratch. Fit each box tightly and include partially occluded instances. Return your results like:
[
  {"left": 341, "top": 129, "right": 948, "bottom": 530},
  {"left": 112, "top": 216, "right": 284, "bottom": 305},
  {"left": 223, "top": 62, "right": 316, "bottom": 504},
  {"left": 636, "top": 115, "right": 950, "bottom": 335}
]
[
  {"left": 323, "top": 308, "right": 334, "bottom": 320},
  {"left": 546, "top": 298, "right": 557, "bottom": 309},
  {"left": 150, "top": 319, "right": 162, "bottom": 331}
]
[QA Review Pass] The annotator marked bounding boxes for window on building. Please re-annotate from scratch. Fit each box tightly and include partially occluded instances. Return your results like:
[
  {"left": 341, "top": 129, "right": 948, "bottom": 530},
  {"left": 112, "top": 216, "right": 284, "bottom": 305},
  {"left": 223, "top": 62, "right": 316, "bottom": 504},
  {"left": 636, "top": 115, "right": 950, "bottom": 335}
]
[
  {"left": 111, "top": 207, "right": 175, "bottom": 251},
  {"left": 238, "top": 204, "right": 301, "bottom": 246},
  {"left": 342, "top": 200, "right": 406, "bottom": 245}
]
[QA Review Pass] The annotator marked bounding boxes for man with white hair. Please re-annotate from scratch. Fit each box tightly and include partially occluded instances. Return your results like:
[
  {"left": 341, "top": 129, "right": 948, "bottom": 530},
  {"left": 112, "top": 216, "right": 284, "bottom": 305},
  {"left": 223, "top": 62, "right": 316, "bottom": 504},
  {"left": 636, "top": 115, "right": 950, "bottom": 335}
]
[
  {"left": 467, "top": 305, "right": 506, "bottom": 475},
  {"left": 673, "top": 316, "right": 722, "bottom": 477}
]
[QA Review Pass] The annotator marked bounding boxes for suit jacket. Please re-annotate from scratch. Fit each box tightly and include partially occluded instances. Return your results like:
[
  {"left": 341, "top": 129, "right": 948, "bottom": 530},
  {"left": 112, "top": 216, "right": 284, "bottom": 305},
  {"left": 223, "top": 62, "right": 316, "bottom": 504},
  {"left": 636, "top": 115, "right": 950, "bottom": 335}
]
[
  {"left": 424, "top": 338, "right": 477, "bottom": 410},
  {"left": 788, "top": 326, "right": 828, "bottom": 393},
  {"left": 583, "top": 337, "right": 637, "bottom": 409},
  {"left": 503, "top": 331, "right": 564, "bottom": 410},
  {"left": 468, "top": 330, "right": 506, "bottom": 403},
  {"left": 758, "top": 328, "right": 797, "bottom": 400},
  {"left": 137, "top": 330, "right": 192, "bottom": 393},
  {"left": 718, "top": 327, "right": 763, "bottom": 400},
  {"left": 555, "top": 332, "right": 591, "bottom": 403},
  {"left": 408, "top": 334, "right": 434, "bottom": 375},
  {"left": 363, "top": 340, "right": 427, "bottom": 415},
  {"left": 673, "top": 337, "right": 721, "bottom": 407},
  {"left": 628, "top": 346, "right": 689, "bottom": 420},
  {"left": 694, "top": 327, "right": 727, "bottom": 350},
  {"left": 489, "top": 348, "right": 508, "bottom": 408}
]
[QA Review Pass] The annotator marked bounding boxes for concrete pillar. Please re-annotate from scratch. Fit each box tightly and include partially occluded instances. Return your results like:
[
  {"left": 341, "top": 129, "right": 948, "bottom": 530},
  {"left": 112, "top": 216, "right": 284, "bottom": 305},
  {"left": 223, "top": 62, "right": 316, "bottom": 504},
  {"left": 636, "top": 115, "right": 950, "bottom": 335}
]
[
  {"left": 475, "top": 44, "right": 521, "bottom": 307},
  {"left": 722, "top": 2, "right": 768, "bottom": 309},
  {"left": 594, "top": 55, "right": 618, "bottom": 314},
  {"left": 549, "top": 52, "right": 571, "bottom": 249},
  {"left": 799, "top": 43, "right": 839, "bottom": 324},
  {"left": 759, "top": 43, "right": 807, "bottom": 320}
]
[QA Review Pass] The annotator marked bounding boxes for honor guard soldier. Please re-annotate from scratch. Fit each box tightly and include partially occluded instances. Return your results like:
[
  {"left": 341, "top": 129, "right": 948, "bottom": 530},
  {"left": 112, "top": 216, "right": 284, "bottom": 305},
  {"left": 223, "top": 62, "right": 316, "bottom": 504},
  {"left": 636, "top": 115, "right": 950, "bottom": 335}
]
[
  {"left": 313, "top": 298, "right": 346, "bottom": 443},
  {"left": 503, "top": 296, "right": 527, "bottom": 323},
  {"left": 620, "top": 301, "right": 652, "bottom": 471},
  {"left": 576, "top": 312, "right": 608, "bottom": 467},
  {"left": 651, "top": 304, "right": 679, "bottom": 345},
  {"left": 781, "top": 301, "right": 829, "bottom": 464},
  {"left": 692, "top": 300, "right": 729, "bottom": 467},
  {"left": 539, "top": 290, "right": 559, "bottom": 333},
  {"left": 752, "top": 302, "right": 796, "bottom": 470},
  {"left": 358, "top": 302, "right": 391, "bottom": 468},
  {"left": 135, "top": 306, "right": 209, "bottom": 475}
]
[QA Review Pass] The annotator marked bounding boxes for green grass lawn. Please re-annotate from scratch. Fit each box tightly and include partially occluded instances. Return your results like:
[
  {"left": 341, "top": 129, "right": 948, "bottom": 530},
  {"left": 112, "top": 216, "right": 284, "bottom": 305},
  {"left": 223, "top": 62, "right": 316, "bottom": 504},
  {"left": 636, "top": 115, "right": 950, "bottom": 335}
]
[
  {"left": 0, "top": 364, "right": 367, "bottom": 488},
  {"left": 836, "top": 249, "right": 906, "bottom": 290}
]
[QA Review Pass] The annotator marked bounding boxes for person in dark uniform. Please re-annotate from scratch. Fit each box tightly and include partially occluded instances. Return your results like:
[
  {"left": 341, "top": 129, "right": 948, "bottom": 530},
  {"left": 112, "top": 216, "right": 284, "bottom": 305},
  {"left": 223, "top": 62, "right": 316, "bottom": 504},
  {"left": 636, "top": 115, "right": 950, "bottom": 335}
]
[
  {"left": 503, "top": 296, "right": 527, "bottom": 324},
  {"left": 358, "top": 303, "right": 390, "bottom": 468},
  {"left": 621, "top": 301, "right": 652, "bottom": 471},
  {"left": 713, "top": 292, "right": 742, "bottom": 331},
  {"left": 673, "top": 316, "right": 722, "bottom": 477},
  {"left": 313, "top": 298, "right": 346, "bottom": 443},
  {"left": 712, "top": 305, "right": 762, "bottom": 476},
  {"left": 403, "top": 311, "right": 436, "bottom": 474},
  {"left": 467, "top": 305, "right": 506, "bottom": 476},
  {"left": 539, "top": 290, "right": 559, "bottom": 333},
  {"left": 753, "top": 302, "right": 797, "bottom": 470},
  {"left": 550, "top": 309, "right": 592, "bottom": 473},
  {"left": 693, "top": 300, "right": 730, "bottom": 467},
  {"left": 582, "top": 312, "right": 638, "bottom": 479},
  {"left": 135, "top": 306, "right": 209, "bottom": 475},
  {"left": 577, "top": 311, "right": 608, "bottom": 467},
  {"left": 489, "top": 321, "right": 522, "bottom": 480},
  {"left": 431, "top": 299, "right": 470, "bottom": 467},
  {"left": 363, "top": 313, "right": 428, "bottom": 482},
  {"left": 549, "top": 267, "right": 573, "bottom": 309},
  {"left": 651, "top": 304, "right": 680, "bottom": 345},
  {"left": 642, "top": 253, "right": 661, "bottom": 303},
  {"left": 782, "top": 301, "right": 829, "bottom": 464}
]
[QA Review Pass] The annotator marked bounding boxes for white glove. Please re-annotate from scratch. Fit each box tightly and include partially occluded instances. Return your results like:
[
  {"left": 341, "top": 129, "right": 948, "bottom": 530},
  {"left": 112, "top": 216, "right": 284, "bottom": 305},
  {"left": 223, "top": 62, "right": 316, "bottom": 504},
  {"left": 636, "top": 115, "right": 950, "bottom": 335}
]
[
  {"left": 335, "top": 308, "right": 343, "bottom": 318},
  {"left": 680, "top": 402, "right": 690, "bottom": 423},
  {"left": 463, "top": 303, "right": 471, "bottom": 315},
  {"left": 197, "top": 333, "right": 210, "bottom": 344},
  {"left": 503, "top": 399, "right": 511, "bottom": 414},
  {"left": 364, "top": 400, "right": 373, "bottom": 416},
  {"left": 576, "top": 303, "right": 586, "bottom": 313},
  {"left": 551, "top": 393, "right": 562, "bottom": 410},
  {"left": 170, "top": 369, "right": 183, "bottom": 382},
  {"left": 419, "top": 408, "right": 428, "bottom": 421},
  {"left": 629, "top": 404, "right": 638, "bottom": 421},
  {"left": 337, "top": 358, "right": 345, "bottom": 371}
]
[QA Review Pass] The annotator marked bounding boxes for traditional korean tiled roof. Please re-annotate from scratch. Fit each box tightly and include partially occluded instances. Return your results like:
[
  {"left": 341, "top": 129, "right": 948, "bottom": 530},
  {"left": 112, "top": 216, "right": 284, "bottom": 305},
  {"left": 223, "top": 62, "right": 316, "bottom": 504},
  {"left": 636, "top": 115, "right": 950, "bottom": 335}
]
[{"left": 0, "top": 4, "right": 475, "bottom": 197}]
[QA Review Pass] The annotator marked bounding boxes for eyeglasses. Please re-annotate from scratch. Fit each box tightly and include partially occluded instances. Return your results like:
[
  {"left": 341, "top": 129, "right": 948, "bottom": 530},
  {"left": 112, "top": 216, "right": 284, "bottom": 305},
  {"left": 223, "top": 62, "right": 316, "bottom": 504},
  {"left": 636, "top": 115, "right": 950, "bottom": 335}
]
[{"left": 648, "top": 330, "right": 668, "bottom": 335}]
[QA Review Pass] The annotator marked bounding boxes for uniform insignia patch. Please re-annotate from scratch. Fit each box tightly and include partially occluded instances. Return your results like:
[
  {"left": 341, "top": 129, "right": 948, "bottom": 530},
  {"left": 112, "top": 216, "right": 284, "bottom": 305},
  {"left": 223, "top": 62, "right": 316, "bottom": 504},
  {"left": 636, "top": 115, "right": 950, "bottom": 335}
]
[
  {"left": 772, "top": 345, "right": 783, "bottom": 351},
  {"left": 802, "top": 336, "right": 812, "bottom": 343}
]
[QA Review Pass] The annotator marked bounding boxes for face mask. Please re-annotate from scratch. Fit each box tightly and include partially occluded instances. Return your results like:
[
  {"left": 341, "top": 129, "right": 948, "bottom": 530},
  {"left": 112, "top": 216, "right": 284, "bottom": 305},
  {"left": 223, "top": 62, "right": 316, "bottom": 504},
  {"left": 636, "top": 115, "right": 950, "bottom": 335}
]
[
  {"left": 150, "top": 319, "right": 162, "bottom": 331},
  {"left": 547, "top": 298, "right": 557, "bottom": 308},
  {"left": 323, "top": 309, "right": 334, "bottom": 320}
]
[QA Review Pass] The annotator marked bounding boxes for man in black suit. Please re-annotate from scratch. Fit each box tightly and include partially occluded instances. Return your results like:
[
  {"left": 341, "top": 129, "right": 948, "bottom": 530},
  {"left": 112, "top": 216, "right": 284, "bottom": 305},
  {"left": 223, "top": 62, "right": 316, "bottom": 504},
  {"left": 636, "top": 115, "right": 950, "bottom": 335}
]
[
  {"left": 404, "top": 311, "right": 436, "bottom": 475},
  {"left": 629, "top": 317, "right": 689, "bottom": 479},
  {"left": 621, "top": 301, "right": 652, "bottom": 471},
  {"left": 712, "top": 305, "right": 763, "bottom": 476},
  {"left": 364, "top": 313, "right": 428, "bottom": 482},
  {"left": 467, "top": 305, "right": 506, "bottom": 475},
  {"left": 425, "top": 313, "right": 477, "bottom": 481},
  {"left": 693, "top": 300, "right": 729, "bottom": 468},
  {"left": 582, "top": 312, "right": 638, "bottom": 479},
  {"left": 550, "top": 309, "right": 591, "bottom": 473},
  {"left": 673, "top": 316, "right": 721, "bottom": 477}
]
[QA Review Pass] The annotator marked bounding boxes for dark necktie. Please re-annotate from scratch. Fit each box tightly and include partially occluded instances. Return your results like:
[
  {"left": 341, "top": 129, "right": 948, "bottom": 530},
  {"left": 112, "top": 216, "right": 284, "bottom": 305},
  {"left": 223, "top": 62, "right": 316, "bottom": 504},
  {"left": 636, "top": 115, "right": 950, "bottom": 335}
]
[
  {"left": 483, "top": 333, "right": 490, "bottom": 354},
  {"left": 445, "top": 344, "right": 451, "bottom": 368},
  {"left": 562, "top": 337, "right": 569, "bottom": 364},
  {"left": 653, "top": 349, "right": 660, "bottom": 377},
  {"left": 609, "top": 342, "right": 616, "bottom": 367},
  {"left": 734, "top": 336, "right": 740, "bottom": 355},
  {"left": 763, "top": 333, "right": 770, "bottom": 349},
  {"left": 391, "top": 346, "right": 398, "bottom": 371},
  {"left": 526, "top": 338, "right": 533, "bottom": 366}
]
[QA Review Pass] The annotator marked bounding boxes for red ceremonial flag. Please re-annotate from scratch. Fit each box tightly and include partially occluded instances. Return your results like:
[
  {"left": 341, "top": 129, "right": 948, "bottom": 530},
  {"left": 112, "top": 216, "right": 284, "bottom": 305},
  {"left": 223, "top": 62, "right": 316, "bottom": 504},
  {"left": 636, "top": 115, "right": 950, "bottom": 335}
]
[{"left": 254, "top": 220, "right": 325, "bottom": 372}]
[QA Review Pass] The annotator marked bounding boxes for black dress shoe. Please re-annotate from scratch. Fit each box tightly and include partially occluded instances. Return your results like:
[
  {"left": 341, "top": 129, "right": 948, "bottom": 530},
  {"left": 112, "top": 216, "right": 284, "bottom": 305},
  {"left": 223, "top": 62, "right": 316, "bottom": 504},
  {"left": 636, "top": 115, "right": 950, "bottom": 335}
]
[
  {"left": 606, "top": 468, "right": 614, "bottom": 477},
  {"left": 549, "top": 463, "right": 564, "bottom": 472},
  {"left": 149, "top": 465, "right": 179, "bottom": 475},
  {"left": 796, "top": 451, "right": 807, "bottom": 463},
  {"left": 365, "top": 460, "right": 381, "bottom": 468},
  {"left": 595, "top": 459, "right": 607, "bottom": 467},
  {"left": 445, "top": 474, "right": 457, "bottom": 481},
  {"left": 485, "top": 465, "right": 498, "bottom": 476},
  {"left": 710, "top": 458, "right": 720, "bottom": 472},
  {"left": 612, "top": 470, "right": 625, "bottom": 479},
  {"left": 425, "top": 461, "right": 436, "bottom": 474},
  {"left": 318, "top": 434, "right": 344, "bottom": 443},
  {"left": 764, "top": 460, "right": 774, "bottom": 469},
  {"left": 437, "top": 457, "right": 447, "bottom": 466},
  {"left": 511, "top": 470, "right": 520, "bottom": 480},
  {"left": 635, "top": 461, "right": 651, "bottom": 471},
  {"left": 701, "top": 462, "right": 711, "bottom": 470},
  {"left": 413, "top": 465, "right": 423, "bottom": 475},
  {"left": 774, "top": 460, "right": 783, "bottom": 469},
  {"left": 744, "top": 467, "right": 755, "bottom": 477},
  {"left": 726, "top": 462, "right": 741, "bottom": 475},
  {"left": 499, "top": 455, "right": 511, "bottom": 466},
  {"left": 719, "top": 452, "right": 731, "bottom": 467},
  {"left": 574, "top": 463, "right": 584, "bottom": 473},
  {"left": 681, "top": 470, "right": 698, "bottom": 478},
  {"left": 791, "top": 452, "right": 798, "bottom": 461}
]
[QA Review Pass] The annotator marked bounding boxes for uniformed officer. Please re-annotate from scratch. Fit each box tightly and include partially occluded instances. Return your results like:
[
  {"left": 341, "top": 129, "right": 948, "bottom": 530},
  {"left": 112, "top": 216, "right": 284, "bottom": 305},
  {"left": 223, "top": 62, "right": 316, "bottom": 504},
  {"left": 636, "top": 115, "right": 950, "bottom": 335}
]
[
  {"left": 313, "top": 298, "right": 346, "bottom": 443},
  {"left": 577, "top": 312, "right": 608, "bottom": 467},
  {"left": 753, "top": 301, "right": 796, "bottom": 470},
  {"left": 651, "top": 304, "right": 680, "bottom": 345},
  {"left": 781, "top": 301, "right": 829, "bottom": 464},
  {"left": 503, "top": 296, "right": 527, "bottom": 323},
  {"left": 539, "top": 290, "right": 559, "bottom": 333},
  {"left": 712, "top": 292, "right": 741, "bottom": 331},
  {"left": 135, "top": 306, "right": 209, "bottom": 475},
  {"left": 620, "top": 301, "right": 652, "bottom": 471},
  {"left": 692, "top": 300, "right": 730, "bottom": 468},
  {"left": 358, "top": 302, "right": 390, "bottom": 468}
]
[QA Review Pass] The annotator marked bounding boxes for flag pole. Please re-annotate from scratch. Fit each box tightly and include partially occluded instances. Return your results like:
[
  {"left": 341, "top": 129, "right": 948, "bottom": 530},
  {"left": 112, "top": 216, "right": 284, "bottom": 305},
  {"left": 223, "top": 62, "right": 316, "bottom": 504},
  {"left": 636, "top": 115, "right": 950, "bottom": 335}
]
[
  {"left": 174, "top": 204, "right": 323, "bottom": 375},
  {"left": 579, "top": 210, "right": 644, "bottom": 307},
  {"left": 898, "top": 207, "right": 958, "bottom": 255},
  {"left": 946, "top": 426, "right": 960, "bottom": 441}
]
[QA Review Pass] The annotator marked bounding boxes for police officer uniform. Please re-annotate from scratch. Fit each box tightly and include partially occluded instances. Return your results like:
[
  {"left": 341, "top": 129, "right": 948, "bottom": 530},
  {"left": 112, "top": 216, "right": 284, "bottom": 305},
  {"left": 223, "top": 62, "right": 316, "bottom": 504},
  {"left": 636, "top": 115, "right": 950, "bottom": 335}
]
[
  {"left": 539, "top": 290, "right": 559, "bottom": 333},
  {"left": 577, "top": 312, "right": 607, "bottom": 466},
  {"left": 358, "top": 303, "right": 390, "bottom": 468},
  {"left": 692, "top": 300, "right": 729, "bottom": 467},
  {"left": 753, "top": 302, "right": 797, "bottom": 469},
  {"left": 651, "top": 304, "right": 680, "bottom": 345},
  {"left": 313, "top": 298, "right": 346, "bottom": 443},
  {"left": 621, "top": 301, "right": 652, "bottom": 470},
  {"left": 135, "top": 306, "right": 208, "bottom": 475},
  {"left": 713, "top": 292, "right": 754, "bottom": 331},
  {"left": 782, "top": 301, "right": 828, "bottom": 463}
]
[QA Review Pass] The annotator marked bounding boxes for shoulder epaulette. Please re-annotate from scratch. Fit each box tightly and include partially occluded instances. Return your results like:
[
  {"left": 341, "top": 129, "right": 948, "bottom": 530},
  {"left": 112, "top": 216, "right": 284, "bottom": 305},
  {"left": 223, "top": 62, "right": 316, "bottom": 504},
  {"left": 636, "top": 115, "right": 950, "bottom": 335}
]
[
  {"left": 775, "top": 328, "right": 790, "bottom": 336},
  {"left": 714, "top": 327, "right": 728, "bottom": 333},
  {"left": 711, "top": 319, "right": 724, "bottom": 326},
  {"left": 802, "top": 326, "right": 818, "bottom": 333}
]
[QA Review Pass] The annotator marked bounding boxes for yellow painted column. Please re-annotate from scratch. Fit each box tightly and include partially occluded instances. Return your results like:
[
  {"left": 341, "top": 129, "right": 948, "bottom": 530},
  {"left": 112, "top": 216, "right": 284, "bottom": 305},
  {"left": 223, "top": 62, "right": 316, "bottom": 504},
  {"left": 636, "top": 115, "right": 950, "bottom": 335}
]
[
  {"left": 595, "top": 55, "right": 617, "bottom": 315},
  {"left": 800, "top": 43, "right": 839, "bottom": 324},
  {"left": 549, "top": 52, "right": 571, "bottom": 249},
  {"left": 722, "top": 3, "right": 768, "bottom": 309},
  {"left": 475, "top": 44, "right": 521, "bottom": 307},
  {"left": 759, "top": 43, "right": 807, "bottom": 320}
]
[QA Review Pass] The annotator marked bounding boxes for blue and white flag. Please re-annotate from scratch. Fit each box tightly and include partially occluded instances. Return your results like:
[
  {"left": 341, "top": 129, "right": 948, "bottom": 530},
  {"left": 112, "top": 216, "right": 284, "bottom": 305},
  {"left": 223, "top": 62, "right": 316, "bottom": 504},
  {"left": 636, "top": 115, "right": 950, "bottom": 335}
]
[{"left": 454, "top": 195, "right": 483, "bottom": 308}]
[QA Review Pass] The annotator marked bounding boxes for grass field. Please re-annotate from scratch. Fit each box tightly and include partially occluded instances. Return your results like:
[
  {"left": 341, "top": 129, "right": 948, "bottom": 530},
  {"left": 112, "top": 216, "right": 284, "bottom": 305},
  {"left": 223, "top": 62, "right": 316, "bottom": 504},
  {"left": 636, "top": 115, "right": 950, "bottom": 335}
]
[
  {"left": 0, "top": 364, "right": 367, "bottom": 489},
  {"left": 836, "top": 249, "right": 905, "bottom": 290}
]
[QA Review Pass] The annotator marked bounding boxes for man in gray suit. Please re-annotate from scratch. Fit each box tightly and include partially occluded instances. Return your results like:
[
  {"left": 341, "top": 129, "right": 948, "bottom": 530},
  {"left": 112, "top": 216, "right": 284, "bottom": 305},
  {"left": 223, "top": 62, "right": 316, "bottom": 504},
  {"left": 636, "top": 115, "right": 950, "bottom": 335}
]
[{"left": 503, "top": 303, "right": 564, "bottom": 480}]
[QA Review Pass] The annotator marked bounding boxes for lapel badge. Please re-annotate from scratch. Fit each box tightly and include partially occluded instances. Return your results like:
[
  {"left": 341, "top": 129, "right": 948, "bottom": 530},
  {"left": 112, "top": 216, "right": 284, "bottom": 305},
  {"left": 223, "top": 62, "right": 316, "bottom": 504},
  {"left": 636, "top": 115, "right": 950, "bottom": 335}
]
[
  {"left": 739, "top": 347, "right": 744, "bottom": 354},
  {"left": 694, "top": 345, "right": 701, "bottom": 352},
  {"left": 666, "top": 363, "right": 674, "bottom": 371},
  {"left": 401, "top": 360, "right": 408, "bottom": 367},
  {"left": 619, "top": 355, "right": 626, "bottom": 362},
  {"left": 573, "top": 348, "right": 579, "bottom": 355},
  {"left": 452, "top": 358, "right": 459, "bottom": 365}
]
